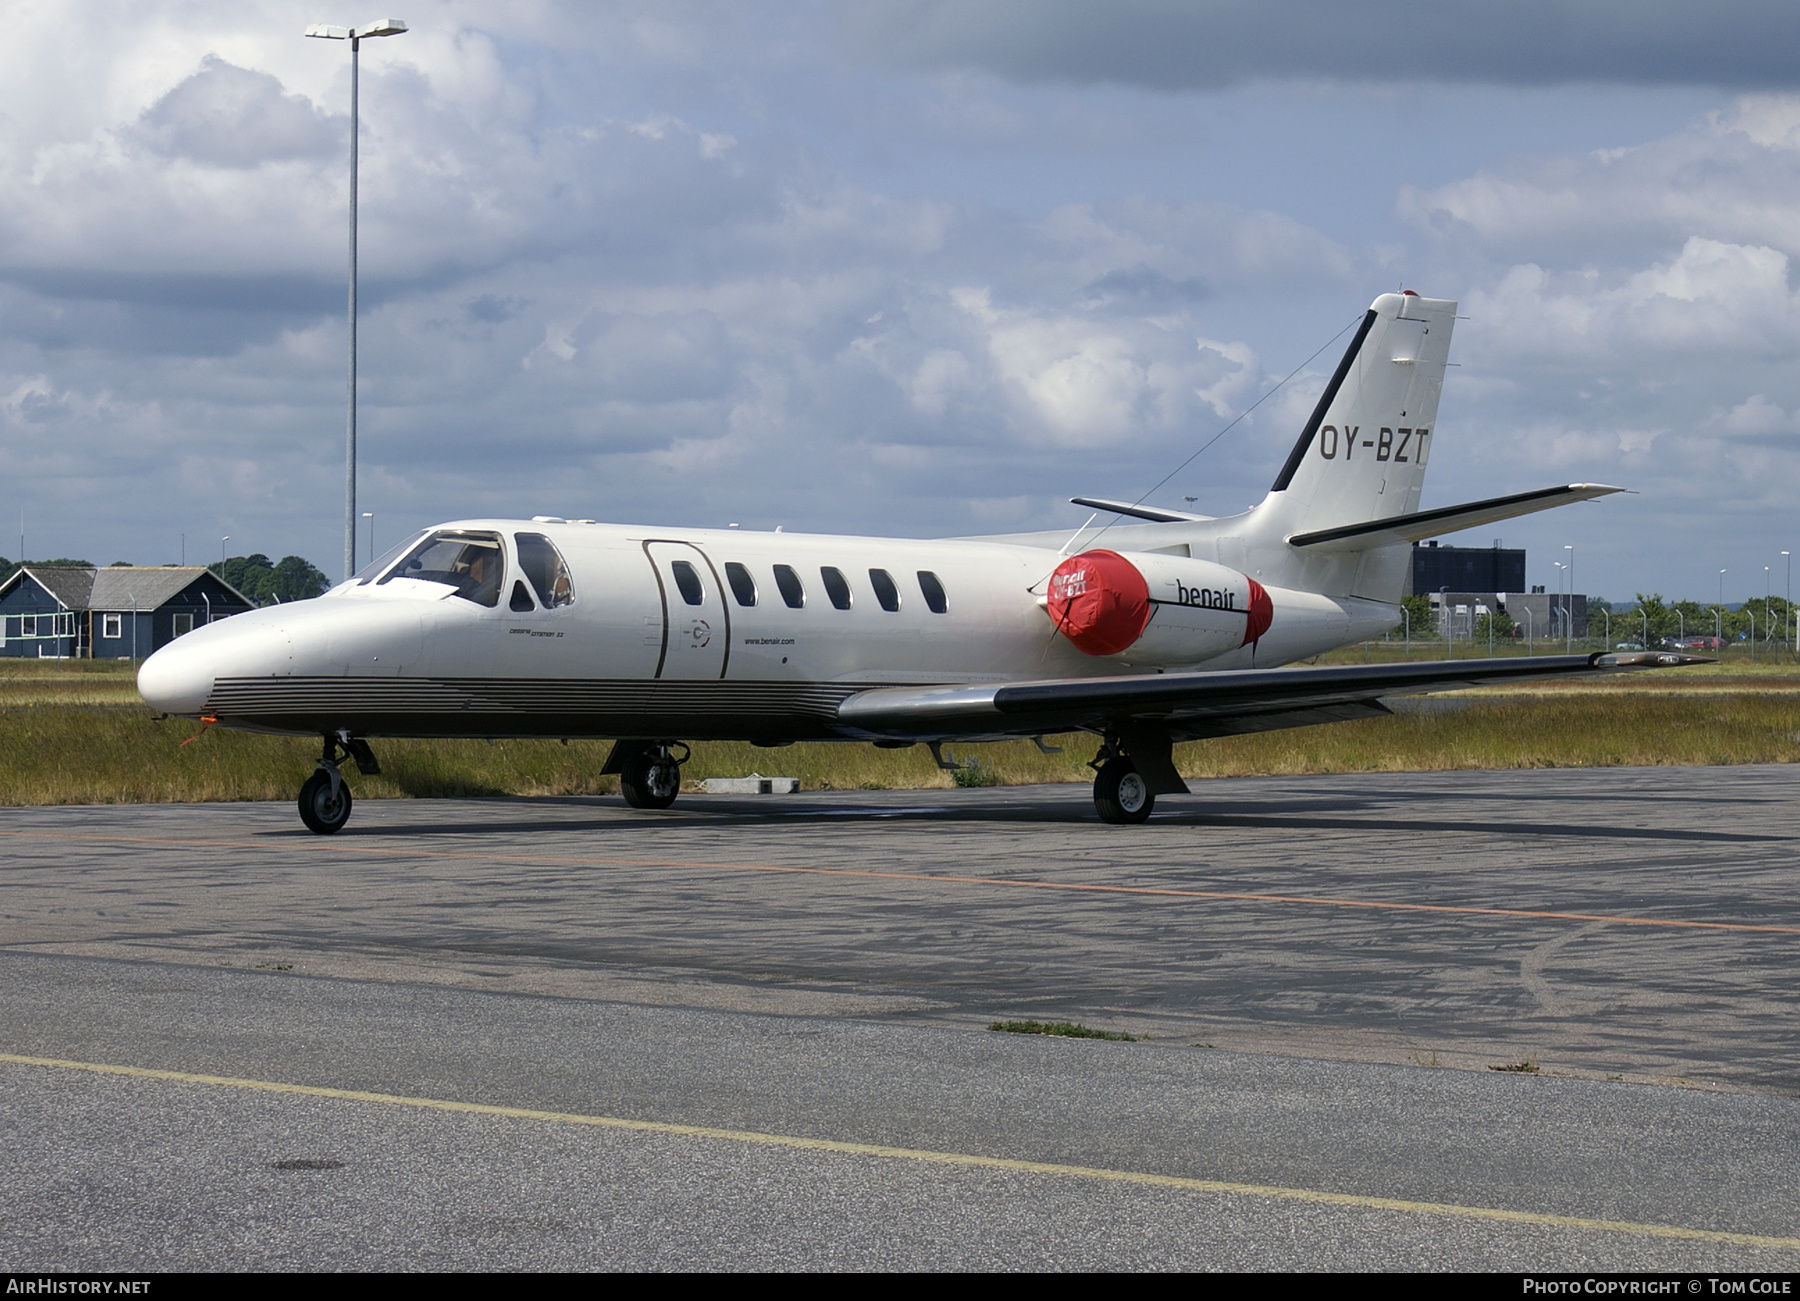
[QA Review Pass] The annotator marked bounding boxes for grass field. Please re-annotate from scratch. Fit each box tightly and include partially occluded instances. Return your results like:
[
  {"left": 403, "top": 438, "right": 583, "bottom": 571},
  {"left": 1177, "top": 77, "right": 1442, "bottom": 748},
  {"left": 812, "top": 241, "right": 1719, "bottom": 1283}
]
[{"left": 1, "top": 655, "right": 1796, "bottom": 807}]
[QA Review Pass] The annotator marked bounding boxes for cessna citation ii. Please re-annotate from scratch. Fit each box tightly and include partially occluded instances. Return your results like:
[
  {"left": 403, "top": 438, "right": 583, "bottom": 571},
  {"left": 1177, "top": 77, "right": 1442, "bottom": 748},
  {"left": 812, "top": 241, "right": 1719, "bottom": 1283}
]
[{"left": 139, "top": 291, "right": 1699, "bottom": 832}]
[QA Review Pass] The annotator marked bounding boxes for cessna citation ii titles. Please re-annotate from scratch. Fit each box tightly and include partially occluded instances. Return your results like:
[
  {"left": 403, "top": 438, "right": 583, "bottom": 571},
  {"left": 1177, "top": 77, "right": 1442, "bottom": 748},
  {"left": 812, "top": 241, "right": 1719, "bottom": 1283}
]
[{"left": 139, "top": 292, "right": 1699, "bottom": 831}]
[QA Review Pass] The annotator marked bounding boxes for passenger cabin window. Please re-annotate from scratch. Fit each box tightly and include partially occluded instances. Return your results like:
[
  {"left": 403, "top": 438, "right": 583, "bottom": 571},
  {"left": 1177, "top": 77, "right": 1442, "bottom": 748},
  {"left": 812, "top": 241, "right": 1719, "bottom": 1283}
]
[
  {"left": 510, "top": 581, "right": 535, "bottom": 612},
  {"left": 725, "top": 562, "right": 758, "bottom": 607},
  {"left": 515, "top": 532, "right": 575, "bottom": 607},
  {"left": 773, "top": 564, "right": 805, "bottom": 609},
  {"left": 380, "top": 530, "right": 506, "bottom": 607},
  {"left": 820, "top": 566, "right": 852, "bottom": 610},
  {"left": 670, "top": 560, "right": 705, "bottom": 606},
  {"left": 917, "top": 570, "right": 948, "bottom": 614},
  {"left": 869, "top": 569, "right": 901, "bottom": 612}
]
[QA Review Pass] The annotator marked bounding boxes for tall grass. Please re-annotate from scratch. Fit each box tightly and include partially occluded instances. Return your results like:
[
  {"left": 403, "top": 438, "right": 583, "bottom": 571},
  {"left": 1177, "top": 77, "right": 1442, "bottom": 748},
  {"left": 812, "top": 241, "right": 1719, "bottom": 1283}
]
[{"left": 1, "top": 694, "right": 1795, "bottom": 807}]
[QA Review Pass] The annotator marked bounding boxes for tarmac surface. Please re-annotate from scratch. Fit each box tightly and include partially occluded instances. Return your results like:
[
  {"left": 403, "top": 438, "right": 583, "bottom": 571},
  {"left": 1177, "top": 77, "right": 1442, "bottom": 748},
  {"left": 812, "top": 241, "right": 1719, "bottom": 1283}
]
[{"left": 2, "top": 765, "right": 1798, "bottom": 1269}]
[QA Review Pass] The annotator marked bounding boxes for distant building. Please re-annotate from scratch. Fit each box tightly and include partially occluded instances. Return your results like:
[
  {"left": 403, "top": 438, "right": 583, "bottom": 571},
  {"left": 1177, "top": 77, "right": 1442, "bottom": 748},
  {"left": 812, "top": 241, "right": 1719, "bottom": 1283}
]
[
  {"left": 1427, "top": 590, "right": 1588, "bottom": 640},
  {"left": 1411, "top": 541, "right": 1526, "bottom": 597},
  {"left": 0, "top": 565, "right": 254, "bottom": 660},
  {"left": 1505, "top": 592, "right": 1589, "bottom": 641}
]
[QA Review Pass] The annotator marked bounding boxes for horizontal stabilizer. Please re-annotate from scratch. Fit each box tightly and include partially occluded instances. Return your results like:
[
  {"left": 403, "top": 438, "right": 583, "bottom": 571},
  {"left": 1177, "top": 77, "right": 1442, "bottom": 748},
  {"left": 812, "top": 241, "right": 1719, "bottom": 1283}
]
[
  {"left": 836, "top": 650, "right": 1706, "bottom": 743},
  {"left": 1286, "top": 484, "right": 1624, "bottom": 552},
  {"left": 1069, "top": 497, "right": 1211, "bottom": 524}
]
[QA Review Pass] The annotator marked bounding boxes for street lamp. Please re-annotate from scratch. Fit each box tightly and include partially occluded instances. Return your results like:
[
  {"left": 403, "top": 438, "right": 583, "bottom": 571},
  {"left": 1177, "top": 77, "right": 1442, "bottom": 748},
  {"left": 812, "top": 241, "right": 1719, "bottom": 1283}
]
[
  {"left": 220, "top": 535, "right": 230, "bottom": 568},
  {"left": 362, "top": 511, "right": 375, "bottom": 562},
  {"left": 1784, "top": 551, "right": 1793, "bottom": 657},
  {"left": 306, "top": 17, "right": 408, "bottom": 582},
  {"left": 1767, "top": 565, "right": 1774, "bottom": 657},
  {"left": 1564, "top": 544, "right": 1575, "bottom": 651},
  {"left": 1554, "top": 562, "right": 1567, "bottom": 646}
]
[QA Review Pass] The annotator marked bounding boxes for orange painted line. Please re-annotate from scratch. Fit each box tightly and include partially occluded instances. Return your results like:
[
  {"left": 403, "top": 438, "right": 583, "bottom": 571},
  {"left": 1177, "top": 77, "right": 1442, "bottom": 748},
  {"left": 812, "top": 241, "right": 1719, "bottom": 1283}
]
[{"left": 2, "top": 827, "right": 1798, "bottom": 936}]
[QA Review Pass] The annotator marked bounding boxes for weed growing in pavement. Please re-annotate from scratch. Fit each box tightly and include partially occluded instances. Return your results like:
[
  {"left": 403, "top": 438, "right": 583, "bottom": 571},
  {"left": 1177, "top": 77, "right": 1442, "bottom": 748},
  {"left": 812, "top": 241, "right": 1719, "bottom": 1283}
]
[{"left": 988, "top": 1020, "right": 1137, "bottom": 1042}]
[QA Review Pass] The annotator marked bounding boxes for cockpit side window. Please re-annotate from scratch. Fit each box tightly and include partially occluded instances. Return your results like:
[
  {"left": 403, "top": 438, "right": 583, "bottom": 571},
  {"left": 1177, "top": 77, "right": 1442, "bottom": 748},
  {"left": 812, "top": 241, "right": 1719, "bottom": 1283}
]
[
  {"left": 378, "top": 529, "right": 506, "bottom": 607},
  {"left": 515, "top": 532, "right": 575, "bottom": 608}
]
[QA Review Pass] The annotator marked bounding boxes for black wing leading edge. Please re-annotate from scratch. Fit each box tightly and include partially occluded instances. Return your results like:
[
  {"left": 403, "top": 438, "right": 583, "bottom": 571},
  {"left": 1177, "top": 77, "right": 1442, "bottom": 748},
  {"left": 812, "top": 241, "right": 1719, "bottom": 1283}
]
[{"left": 836, "top": 652, "right": 1705, "bottom": 790}]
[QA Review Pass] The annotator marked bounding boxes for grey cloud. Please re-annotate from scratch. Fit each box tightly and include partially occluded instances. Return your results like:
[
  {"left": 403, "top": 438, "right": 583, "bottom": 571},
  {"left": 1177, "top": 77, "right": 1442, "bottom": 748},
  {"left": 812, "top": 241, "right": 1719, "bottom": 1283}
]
[
  {"left": 1081, "top": 264, "right": 1209, "bottom": 311},
  {"left": 847, "top": 1, "right": 1800, "bottom": 90},
  {"left": 131, "top": 56, "right": 340, "bottom": 168}
]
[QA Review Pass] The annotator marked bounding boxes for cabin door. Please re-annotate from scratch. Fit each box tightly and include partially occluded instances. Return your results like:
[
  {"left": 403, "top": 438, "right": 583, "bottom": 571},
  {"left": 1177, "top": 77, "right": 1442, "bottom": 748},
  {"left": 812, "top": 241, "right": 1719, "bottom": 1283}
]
[{"left": 643, "top": 541, "right": 730, "bottom": 679}]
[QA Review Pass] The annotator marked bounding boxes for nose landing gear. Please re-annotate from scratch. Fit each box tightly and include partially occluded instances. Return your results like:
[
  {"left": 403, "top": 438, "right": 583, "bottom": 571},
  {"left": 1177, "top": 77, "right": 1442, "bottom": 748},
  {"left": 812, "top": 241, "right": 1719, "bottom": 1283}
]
[{"left": 298, "top": 732, "right": 380, "bottom": 834}]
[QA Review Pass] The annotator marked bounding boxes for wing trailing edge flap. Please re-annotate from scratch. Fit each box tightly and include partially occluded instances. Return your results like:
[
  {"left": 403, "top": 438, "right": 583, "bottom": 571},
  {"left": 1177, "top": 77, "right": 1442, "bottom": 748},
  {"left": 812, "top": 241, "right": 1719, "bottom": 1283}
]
[
  {"left": 834, "top": 652, "right": 1707, "bottom": 744},
  {"left": 1286, "top": 484, "right": 1624, "bottom": 553}
]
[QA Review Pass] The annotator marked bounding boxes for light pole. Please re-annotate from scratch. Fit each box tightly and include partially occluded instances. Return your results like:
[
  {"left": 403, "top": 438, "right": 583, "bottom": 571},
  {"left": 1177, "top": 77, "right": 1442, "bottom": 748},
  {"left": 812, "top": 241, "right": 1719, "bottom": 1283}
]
[
  {"left": 1720, "top": 568, "right": 1727, "bottom": 657},
  {"left": 220, "top": 536, "right": 230, "bottom": 568},
  {"left": 1554, "top": 562, "right": 1567, "bottom": 646},
  {"left": 306, "top": 17, "right": 408, "bottom": 582},
  {"left": 1564, "top": 544, "right": 1575, "bottom": 651},
  {"left": 1766, "top": 565, "right": 1774, "bottom": 657},
  {"left": 362, "top": 511, "right": 375, "bottom": 563},
  {"left": 1784, "top": 551, "right": 1793, "bottom": 657}
]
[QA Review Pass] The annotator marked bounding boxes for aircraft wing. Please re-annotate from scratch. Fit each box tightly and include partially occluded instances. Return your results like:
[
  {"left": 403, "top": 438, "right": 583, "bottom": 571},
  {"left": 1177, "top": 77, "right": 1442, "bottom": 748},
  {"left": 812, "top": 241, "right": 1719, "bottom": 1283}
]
[
  {"left": 835, "top": 651, "right": 1703, "bottom": 745},
  {"left": 1285, "top": 484, "right": 1623, "bottom": 552}
]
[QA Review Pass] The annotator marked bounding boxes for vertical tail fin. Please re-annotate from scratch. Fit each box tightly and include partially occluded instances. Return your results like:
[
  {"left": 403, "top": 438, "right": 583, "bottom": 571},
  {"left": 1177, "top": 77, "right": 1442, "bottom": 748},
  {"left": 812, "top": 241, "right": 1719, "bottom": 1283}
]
[{"left": 1267, "top": 292, "right": 1457, "bottom": 535}]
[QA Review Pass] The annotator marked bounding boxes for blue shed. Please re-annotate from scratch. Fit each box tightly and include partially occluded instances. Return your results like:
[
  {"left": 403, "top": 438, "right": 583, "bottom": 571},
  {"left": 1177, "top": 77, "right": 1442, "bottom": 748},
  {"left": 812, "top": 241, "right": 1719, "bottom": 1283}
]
[{"left": 0, "top": 566, "right": 254, "bottom": 660}]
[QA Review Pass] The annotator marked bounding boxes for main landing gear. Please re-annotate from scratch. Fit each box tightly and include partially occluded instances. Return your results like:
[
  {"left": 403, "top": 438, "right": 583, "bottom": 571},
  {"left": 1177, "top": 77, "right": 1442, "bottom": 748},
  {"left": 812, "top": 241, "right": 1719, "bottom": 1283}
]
[
  {"left": 608, "top": 740, "right": 689, "bottom": 810},
  {"left": 299, "top": 732, "right": 380, "bottom": 835},
  {"left": 1089, "top": 728, "right": 1188, "bottom": 825}
]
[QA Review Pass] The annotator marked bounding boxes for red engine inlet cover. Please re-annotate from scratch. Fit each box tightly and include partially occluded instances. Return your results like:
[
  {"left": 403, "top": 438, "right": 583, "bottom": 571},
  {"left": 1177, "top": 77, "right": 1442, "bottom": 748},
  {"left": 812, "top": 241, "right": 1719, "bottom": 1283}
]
[{"left": 1046, "top": 550, "right": 1151, "bottom": 656}]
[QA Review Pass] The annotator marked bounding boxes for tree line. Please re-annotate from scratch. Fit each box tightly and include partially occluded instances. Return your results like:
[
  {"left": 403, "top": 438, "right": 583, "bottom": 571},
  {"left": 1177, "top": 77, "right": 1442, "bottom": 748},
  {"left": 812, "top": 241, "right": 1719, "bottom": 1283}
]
[{"left": 207, "top": 555, "right": 331, "bottom": 605}]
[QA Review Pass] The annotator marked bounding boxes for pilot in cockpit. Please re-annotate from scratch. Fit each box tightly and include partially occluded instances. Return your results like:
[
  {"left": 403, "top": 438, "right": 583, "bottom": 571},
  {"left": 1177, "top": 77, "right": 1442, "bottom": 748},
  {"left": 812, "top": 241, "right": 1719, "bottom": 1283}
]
[{"left": 453, "top": 544, "right": 503, "bottom": 606}]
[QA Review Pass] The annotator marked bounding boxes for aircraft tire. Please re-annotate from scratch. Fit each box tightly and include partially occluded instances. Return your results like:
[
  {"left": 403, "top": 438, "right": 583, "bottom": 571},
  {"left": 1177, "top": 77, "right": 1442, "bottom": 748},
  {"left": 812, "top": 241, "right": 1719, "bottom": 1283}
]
[
  {"left": 1093, "top": 757, "right": 1154, "bottom": 825},
  {"left": 298, "top": 769, "right": 353, "bottom": 835},
  {"left": 620, "top": 751, "right": 681, "bottom": 810}
]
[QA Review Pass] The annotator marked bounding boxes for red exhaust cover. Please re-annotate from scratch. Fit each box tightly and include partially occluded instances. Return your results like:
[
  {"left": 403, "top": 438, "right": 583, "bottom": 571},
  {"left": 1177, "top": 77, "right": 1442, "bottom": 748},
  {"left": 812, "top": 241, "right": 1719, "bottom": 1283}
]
[
  {"left": 1243, "top": 577, "right": 1273, "bottom": 646},
  {"left": 1047, "top": 550, "right": 1151, "bottom": 656}
]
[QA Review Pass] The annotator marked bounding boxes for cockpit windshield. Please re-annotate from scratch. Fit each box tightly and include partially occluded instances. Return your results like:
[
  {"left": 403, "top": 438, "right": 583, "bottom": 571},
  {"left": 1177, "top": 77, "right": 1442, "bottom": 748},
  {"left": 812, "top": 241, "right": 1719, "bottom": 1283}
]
[
  {"left": 515, "top": 533, "right": 575, "bottom": 608},
  {"left": 355, "top": 531, "right": 430, "bottom": 585},
  {"left": 378, "top": 529, "right": 506, "bottom": 607}
]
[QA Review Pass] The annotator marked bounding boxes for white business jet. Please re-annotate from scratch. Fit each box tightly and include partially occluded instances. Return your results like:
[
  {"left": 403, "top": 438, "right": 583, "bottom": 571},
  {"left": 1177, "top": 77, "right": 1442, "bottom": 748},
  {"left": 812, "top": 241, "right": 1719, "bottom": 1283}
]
[{"left": 139, "top": 292, "right": 1696, "bottom": 832}]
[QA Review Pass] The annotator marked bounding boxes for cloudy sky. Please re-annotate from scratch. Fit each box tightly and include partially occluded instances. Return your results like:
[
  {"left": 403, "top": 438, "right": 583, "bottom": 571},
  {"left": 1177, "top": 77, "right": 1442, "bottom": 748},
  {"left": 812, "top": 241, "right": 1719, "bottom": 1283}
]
[{"left": 5, "top": 1, "right": 1800, "bottom": 604}]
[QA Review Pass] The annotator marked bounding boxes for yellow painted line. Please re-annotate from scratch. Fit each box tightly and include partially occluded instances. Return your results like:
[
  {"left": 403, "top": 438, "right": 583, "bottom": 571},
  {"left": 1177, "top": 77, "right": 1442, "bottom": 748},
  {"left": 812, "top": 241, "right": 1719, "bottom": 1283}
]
[
  {"left": 4, "top": 1052, "right": 1796, "bottom": 1251},
  {"left": 4, "top": 828, "right": 1800, "bottom": 937}
]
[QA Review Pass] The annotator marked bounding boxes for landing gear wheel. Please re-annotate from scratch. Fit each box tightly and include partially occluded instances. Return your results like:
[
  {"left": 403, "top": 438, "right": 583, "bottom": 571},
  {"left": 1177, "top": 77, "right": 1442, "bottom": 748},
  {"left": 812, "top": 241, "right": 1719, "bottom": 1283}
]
[
  {"left": 1093, "top": 757, "right": 1153, "bottom": 825},
  {"left": 620, "top": 749, "right": 682, "bottom": 810},
  {"left": 298, "top": 769, "right": 353, "bottom": 834}
]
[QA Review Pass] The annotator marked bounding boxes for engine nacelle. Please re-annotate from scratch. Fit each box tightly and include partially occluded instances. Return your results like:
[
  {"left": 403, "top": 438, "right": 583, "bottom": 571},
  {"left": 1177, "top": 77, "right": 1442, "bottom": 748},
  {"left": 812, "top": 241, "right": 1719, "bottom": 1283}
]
[{"left": 1045, "top": 549, "right": 1271, "bottom": 663}]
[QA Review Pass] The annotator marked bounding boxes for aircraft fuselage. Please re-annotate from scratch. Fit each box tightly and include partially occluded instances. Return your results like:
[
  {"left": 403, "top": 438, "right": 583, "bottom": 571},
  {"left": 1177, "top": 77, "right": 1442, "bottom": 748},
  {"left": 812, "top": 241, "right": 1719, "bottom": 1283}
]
[{"left": 138, "top": 518, "right": 1397, "bottom": 742}]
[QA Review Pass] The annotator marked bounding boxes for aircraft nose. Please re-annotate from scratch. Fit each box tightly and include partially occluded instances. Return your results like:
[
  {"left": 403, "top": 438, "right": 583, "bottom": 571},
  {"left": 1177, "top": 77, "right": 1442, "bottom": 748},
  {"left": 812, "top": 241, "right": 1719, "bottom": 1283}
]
[{"left": 138, "top": 641, "right": 216, "bottom": 716}]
